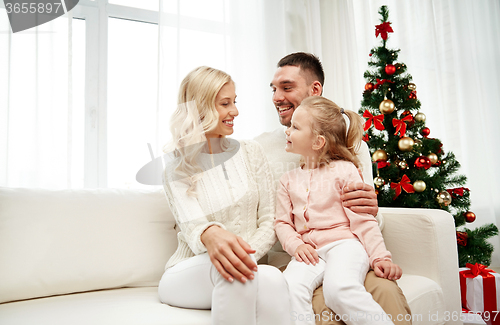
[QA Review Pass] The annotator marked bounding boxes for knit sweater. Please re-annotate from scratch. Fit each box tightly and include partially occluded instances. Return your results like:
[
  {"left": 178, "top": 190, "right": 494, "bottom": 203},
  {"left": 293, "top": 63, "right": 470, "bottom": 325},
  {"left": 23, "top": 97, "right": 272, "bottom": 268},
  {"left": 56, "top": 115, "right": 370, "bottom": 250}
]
[
  {"left": 163, "top": 140, "right": 277, "bottom": 269},
  {"left": 275, "top": 160, "right": 391, "bottom": 269}
]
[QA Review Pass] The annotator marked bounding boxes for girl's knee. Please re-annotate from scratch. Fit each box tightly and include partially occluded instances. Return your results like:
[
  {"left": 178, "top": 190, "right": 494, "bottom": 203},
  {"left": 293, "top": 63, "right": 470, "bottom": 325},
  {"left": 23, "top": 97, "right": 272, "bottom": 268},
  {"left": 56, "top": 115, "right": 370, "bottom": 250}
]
[{"left": 323, "top": 282, "right": 363, "bottom": 308}]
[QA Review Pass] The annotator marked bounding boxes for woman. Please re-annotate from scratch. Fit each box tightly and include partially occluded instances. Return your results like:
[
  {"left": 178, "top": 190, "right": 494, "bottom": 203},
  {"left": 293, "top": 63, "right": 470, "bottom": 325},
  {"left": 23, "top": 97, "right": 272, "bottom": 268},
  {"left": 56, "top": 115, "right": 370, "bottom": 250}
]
[{"left": 158, "top": 66, "right": 291, "bottom": 325}]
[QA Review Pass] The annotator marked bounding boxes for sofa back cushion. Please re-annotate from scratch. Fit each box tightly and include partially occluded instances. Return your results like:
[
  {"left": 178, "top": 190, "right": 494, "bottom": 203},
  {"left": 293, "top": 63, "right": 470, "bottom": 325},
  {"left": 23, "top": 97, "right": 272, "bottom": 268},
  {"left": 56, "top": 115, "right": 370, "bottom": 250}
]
[{"left": 0, "top": 187, "right": 178, "bottom": 303}]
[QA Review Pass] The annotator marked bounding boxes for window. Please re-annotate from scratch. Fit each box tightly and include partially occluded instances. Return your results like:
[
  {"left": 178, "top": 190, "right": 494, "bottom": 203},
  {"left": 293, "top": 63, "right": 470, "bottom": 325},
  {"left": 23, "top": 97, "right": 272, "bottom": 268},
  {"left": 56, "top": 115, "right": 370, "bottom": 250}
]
[
  {"left": 1, "top": 0, "right": 234, "bottom": 189},
  {"left": 107, "top": 17, "right": 158, "bottom": 188}
]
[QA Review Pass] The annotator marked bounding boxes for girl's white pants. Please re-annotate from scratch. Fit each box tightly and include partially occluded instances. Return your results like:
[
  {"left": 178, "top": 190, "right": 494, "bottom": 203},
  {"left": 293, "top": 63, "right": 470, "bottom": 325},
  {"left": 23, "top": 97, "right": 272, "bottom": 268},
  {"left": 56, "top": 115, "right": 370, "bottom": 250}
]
[
  {"left": 284, "top": 239, "right": 394, "bottom": 325},
  {"left": 158, "top": 253, "right": 291, "bottom": 325}
]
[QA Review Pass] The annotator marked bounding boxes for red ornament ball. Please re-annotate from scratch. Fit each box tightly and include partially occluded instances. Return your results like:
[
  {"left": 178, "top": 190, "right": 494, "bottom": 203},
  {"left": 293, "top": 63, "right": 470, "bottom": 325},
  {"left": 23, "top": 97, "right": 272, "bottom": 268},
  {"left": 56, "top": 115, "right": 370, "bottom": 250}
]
[
  {"left": 420, "top": 127, "right": 431, "bottom": 137},
  {"left": 365, "top": 83, "right": 374, "bottom": 91},
  {"left": 409, "top": 91, "right": 417, "bottom": 99},
  {"left": 385, "top": 64, "right": 396, "bottom": 75},
  {"left": 433, "top": 160, "right": 442, "bottom": 167},
  {"left": 414, "top": 156, "right": 432, "bottom": 169},
  {"left": 465, "top": 211, "right": 476, "bottom": 223}
]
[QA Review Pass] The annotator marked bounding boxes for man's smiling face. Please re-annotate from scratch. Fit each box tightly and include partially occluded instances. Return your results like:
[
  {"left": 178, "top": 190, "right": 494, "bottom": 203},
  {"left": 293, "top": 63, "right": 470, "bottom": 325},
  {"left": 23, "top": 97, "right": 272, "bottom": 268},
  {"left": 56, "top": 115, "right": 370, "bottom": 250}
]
[{"left": 270, "top": 65, "right": 314, "bottom": 127}]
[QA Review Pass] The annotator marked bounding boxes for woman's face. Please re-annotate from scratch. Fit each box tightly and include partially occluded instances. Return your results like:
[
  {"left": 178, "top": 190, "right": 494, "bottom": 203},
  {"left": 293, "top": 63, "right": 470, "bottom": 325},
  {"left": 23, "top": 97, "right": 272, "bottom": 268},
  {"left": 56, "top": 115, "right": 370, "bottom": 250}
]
[{"left": 206, "top": 82, "right": 238, "bottom": 138}]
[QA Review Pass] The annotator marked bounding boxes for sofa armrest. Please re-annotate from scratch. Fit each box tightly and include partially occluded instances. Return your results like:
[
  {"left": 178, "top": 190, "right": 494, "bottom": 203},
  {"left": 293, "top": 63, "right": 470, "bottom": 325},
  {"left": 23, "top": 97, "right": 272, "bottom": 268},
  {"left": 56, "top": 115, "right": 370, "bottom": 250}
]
[{"left": 380, "top": 207, "right": 462, "bottom": 322}]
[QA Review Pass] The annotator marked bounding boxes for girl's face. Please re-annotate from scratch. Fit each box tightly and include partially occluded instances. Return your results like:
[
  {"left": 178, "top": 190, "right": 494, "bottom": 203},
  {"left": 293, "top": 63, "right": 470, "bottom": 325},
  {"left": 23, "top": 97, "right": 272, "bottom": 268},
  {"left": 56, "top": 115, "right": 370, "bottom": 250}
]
[
  {"left": 284, "top": 105, "right": 318, "bottom": 158},
  {"left": 206, "top": 82, "right": 238, "bottom": 138}
]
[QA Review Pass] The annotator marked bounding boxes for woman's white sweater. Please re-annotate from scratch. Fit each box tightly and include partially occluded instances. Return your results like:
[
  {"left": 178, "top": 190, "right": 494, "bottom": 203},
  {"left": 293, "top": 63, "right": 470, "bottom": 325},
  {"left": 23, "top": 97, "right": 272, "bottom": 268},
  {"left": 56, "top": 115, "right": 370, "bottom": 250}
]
[{"left": 162, "top": 140, "right": 277, "bottom": 269}]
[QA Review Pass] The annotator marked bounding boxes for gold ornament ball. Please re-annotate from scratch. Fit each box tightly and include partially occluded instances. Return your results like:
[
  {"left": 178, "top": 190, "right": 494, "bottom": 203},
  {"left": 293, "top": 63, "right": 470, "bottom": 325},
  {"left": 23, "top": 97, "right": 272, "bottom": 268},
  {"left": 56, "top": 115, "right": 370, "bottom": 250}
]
[
  {"left": 415, "top": 112, "right": 426, "bottom": 122},
  {"left": 428, "top": 153, "right": 438, "bottom": 165},
  {"left": 397, "top": 160, "right": 408, "bottom": 169},
  {"left": 374, "top": 176, "right": 385, "bottom": 188},
  {"left": 379, "top": 99, "right": 395, "bottom": 115},
  {"left": 408, "top": 83, "right": 417, "bottom": 91},
  {"left": 413, "top": 180, "right": 426, "bottom": 192},
  {"left": 372, "top": 149, "right": 388, "bottom": 162},
  {"left": 398, "top": 137, "right": 415, "bottom": 151},
  {"left": 436, "top": 191, "right": 452, "bottom": 206}
]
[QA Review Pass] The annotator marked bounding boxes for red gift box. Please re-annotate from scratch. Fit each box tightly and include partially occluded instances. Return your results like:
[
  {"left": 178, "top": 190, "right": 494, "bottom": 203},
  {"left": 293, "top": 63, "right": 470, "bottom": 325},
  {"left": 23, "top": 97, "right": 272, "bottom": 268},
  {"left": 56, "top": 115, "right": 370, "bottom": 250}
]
[{"left": 460, "top": 263, "right": 500, "bottom": 325}]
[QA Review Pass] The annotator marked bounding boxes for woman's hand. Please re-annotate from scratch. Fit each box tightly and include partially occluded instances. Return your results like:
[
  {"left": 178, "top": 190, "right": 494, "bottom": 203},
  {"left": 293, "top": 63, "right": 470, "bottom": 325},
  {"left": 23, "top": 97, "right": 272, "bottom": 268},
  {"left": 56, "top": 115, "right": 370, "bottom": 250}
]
[
  {"left": 341, "top": 182, "right": 379, "bottom": 216},
  {"left": 294, "top": 244, "right": 319, "bottom": 265},
  {"left": 373, "top": 260, "right": 402, "bottom": 281},
  {"left": 201, "top": 225, "right": 258, "bottom": 283}
]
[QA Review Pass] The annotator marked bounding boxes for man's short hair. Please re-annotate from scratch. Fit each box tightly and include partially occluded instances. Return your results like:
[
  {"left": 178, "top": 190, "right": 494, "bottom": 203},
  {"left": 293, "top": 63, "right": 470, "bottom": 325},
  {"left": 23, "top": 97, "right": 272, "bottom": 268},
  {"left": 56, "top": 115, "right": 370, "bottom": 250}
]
[{"left": 277, "top": 52, "right": 325, "bottom": 86}]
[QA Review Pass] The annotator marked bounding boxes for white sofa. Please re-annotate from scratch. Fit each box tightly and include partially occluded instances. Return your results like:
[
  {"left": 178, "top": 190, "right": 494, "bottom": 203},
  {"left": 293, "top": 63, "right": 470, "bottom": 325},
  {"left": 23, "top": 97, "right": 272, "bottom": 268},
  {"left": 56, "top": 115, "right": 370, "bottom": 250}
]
[{"left": 0, "top": 187, "right": 462, "bottom": 325}]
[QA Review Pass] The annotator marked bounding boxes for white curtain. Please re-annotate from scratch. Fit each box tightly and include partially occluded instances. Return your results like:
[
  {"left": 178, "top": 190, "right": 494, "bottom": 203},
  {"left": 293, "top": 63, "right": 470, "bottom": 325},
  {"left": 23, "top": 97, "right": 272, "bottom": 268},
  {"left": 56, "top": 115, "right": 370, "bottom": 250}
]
[{"left": 0, "top": 12, "right": 84, "bottom": 189}]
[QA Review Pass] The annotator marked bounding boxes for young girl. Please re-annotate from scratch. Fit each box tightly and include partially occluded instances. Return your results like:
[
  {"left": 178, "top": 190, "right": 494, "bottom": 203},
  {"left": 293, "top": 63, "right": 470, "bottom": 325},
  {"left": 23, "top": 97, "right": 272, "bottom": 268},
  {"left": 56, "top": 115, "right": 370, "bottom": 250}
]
[{"left": 275, "top": 96, "right": 401, "bottom": 325}]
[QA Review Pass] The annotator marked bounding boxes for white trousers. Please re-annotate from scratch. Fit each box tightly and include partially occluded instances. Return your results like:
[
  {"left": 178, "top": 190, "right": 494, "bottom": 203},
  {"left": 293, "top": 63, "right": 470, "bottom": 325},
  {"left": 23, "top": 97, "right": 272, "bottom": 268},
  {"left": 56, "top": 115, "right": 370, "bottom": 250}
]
[
  {"left": 158, "top": 253, "right": 291, "bottom": 325},
  {"left": 284, "top": 239, "right": 394, "bottom": 325}
]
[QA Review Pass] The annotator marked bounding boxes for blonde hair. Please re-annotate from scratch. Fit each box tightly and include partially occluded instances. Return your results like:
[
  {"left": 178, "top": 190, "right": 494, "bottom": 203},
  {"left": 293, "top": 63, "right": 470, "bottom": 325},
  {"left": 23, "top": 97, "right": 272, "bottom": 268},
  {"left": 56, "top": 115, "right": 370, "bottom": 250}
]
[
  {"left": 164, "top": 66, "right": 233, "bottom": 195},
  {"left": 300, "top": 96, "right": 364, "bottom": 168}
]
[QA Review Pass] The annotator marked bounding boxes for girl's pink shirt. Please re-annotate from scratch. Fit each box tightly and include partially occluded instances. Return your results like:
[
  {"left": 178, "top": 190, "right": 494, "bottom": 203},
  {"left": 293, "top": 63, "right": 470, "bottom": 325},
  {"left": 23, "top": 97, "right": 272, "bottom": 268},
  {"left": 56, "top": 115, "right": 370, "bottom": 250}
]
[{"left": 274, "top": 160, "right": 391, "bottom": 269}]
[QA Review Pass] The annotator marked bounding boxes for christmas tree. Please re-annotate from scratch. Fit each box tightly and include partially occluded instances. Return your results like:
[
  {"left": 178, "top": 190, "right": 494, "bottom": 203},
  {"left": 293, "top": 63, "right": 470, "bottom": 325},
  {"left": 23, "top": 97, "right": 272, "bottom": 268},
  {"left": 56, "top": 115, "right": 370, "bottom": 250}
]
[{"left": 359, "top": 6, "right": 498, "bottom": 267}]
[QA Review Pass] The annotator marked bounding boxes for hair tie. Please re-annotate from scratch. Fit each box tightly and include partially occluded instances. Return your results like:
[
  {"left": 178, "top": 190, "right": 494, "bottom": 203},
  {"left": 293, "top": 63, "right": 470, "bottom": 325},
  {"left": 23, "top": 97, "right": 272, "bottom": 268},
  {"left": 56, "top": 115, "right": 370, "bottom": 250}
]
[{"left": 340, "top": 108, "right": 350, "bottom": 136}]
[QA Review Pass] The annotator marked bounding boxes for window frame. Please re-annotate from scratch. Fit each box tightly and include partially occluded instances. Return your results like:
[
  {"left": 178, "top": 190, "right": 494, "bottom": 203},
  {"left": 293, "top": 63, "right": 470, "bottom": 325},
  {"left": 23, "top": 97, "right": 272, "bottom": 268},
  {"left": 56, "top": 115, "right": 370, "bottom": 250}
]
[{"left": 73, "top": 0, "right": 160, "bottom": 187}]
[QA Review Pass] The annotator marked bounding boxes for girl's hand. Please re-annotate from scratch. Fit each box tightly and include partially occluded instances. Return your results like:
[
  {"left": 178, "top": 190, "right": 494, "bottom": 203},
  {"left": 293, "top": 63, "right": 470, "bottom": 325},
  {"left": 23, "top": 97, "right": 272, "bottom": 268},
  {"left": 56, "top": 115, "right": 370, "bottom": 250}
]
[
  {"left": 201, "top": 225, "right": 257, "bottom": 284},
  {"left": 294, "top": 244, "right": 319, "bottom": 265},
  {"left": 373, "top": 260, "right": 402, "bottom": 280}
]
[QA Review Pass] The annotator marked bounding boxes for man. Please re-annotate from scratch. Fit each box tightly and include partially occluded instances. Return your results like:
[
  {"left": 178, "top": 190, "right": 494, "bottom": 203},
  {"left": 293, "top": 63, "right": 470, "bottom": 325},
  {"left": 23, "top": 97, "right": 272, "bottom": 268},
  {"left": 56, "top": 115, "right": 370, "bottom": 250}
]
[{"left": 254, "top": 52, "right": 411, "bottom": 325}]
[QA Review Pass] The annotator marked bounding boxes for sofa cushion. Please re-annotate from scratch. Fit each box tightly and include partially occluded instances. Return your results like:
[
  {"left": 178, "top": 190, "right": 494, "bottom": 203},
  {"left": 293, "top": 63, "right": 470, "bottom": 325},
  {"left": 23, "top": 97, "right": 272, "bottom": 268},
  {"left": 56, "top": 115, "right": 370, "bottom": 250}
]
[
  {"left": 397, "top": 274, "right": 445, "bottom": 325},
  {"left": 0, "top": 287, "right": 210, "bottom": 325},
  {"left": 0, "top": 187, "right": 177, "bottom": 303}
]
